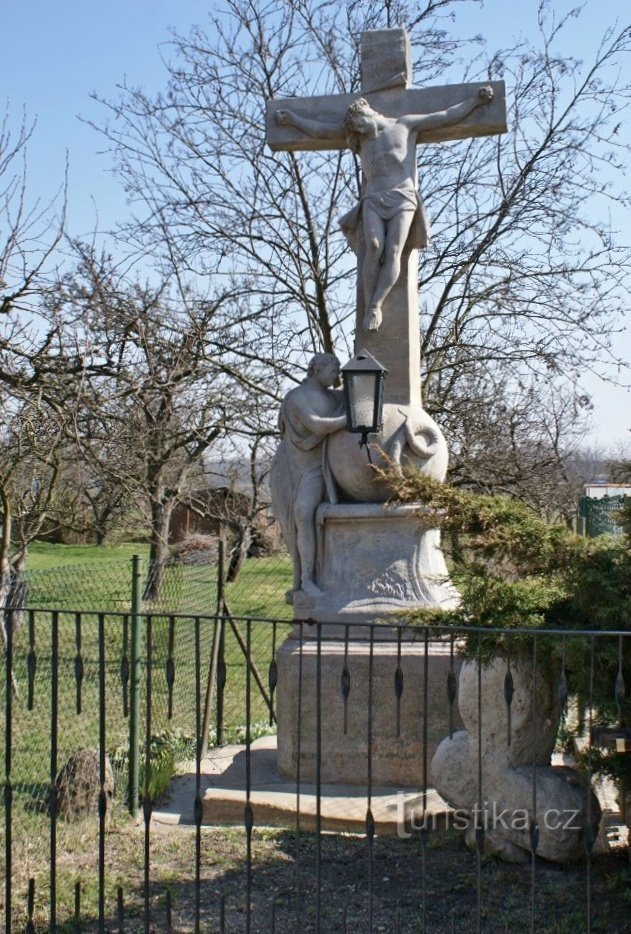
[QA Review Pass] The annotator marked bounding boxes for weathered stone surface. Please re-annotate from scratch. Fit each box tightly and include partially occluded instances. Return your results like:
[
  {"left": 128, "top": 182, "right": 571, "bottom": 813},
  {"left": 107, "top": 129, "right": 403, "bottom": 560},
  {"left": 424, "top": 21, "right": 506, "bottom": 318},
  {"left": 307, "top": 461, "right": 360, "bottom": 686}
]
[
  {"left": 275, "top": 85, "right": 497, "bottom": 333},
  {"left": 326, "top": 402, "right": 448, "bottom": 503},
  {"left": 266, "top": 81, "right": 507, "bottom": 153},
  {"left": 276, "top": 636, "right": 462, "bottom": 785},
  {"left": 456, "top": 655, "right": 561, "bottom": 767},
  {"left": 266, "top": 27, "right": 509, "bottom": 809},
  {"left": 54, "top": 748, "right": 114, "bottom": 823},
  {"left": 360, "top": 28, "right": 412, "bottom": 93},
  {"left": 267, "top": 28, "right": 506, "bottom": 619},
  {"left": 431, "top": 658, "right": 602, "bottom": 863},
  {"left": 269, "top": 353, "right": 346, "bottom": 603},
  {"left": 293, "top": 503, "right": 459, "bottom": 622}
]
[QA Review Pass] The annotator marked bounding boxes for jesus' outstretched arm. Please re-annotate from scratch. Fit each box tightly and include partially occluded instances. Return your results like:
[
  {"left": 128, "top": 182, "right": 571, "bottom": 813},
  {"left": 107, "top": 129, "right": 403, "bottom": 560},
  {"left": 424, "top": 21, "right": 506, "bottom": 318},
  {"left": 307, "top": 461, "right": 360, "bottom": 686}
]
[
  {"left": 276, "top": 108, "right": 341, "bottom": 139},
  {"left": 401, "top": 85, "right": 493, "bottom": 135}
]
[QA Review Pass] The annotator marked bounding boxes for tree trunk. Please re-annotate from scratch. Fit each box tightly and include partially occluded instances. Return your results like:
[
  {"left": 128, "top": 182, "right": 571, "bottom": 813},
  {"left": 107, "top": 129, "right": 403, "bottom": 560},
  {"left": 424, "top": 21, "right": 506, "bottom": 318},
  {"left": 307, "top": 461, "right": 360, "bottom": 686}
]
[
  {"left": 0, "top": 491, "right": 20, "bottom": 692},
  {"left": 227, "top": 523, "right": 253, "bottom": 583},
  {"left": 143, "top": 498, "right": 174, "bottom": 602},
  {"left": 0, "top": 488, "right": 12, "bottom": 591},
  {"left": 6, "top": 549, "right": 27, "bottom": 632}
]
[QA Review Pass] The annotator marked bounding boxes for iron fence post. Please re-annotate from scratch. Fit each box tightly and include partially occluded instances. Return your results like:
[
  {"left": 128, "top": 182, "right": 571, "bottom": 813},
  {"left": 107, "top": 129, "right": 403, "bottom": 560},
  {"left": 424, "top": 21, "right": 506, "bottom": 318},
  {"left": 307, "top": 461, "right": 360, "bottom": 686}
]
[
  {"left": 216, "top": 540, "right": 226, "bottom": 745},
  {"left": 128, "top": 554, "right": 142, "bottom": 816},
  {"left": 200, "top": 539, "right": 226, "bottom": 757}
]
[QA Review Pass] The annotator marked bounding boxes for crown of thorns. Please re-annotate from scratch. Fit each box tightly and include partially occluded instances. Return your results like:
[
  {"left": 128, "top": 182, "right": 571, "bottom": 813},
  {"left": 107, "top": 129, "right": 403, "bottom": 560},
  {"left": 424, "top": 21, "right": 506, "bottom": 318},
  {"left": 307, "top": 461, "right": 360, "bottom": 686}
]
[{"left": 343, "top": 97, "right": 374, "bottom": 134}]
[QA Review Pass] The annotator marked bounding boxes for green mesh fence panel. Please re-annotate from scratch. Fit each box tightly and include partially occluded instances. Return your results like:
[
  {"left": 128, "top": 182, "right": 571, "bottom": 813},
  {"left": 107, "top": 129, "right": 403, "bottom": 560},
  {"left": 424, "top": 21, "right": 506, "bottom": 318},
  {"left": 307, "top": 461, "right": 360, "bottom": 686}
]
[{"left": 579, "top": 495, "right": 627, "bottom": 537}]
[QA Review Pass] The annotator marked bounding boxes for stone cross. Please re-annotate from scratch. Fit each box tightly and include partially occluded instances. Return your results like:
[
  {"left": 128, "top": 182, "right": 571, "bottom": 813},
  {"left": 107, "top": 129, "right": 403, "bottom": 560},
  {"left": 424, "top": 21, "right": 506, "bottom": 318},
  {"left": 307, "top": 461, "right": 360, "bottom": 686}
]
[{"left": 266, "top": 28, "right": 507, "bottom": 408}]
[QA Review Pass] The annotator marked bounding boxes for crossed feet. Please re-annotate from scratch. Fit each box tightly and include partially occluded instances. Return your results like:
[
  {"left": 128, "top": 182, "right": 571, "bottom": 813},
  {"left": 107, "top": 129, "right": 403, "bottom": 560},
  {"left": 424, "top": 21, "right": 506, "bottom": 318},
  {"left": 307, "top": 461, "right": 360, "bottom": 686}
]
[{"left": 363, "top": 304, "right": 383, "bottom": 331}]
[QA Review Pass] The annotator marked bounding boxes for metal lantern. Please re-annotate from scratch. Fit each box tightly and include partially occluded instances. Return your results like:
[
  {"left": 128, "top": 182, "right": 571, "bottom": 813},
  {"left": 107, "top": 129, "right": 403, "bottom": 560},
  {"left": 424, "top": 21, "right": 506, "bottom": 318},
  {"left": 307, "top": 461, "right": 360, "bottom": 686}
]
[{"left": 340, "top": 349, "right": 387, "bottom": 449}]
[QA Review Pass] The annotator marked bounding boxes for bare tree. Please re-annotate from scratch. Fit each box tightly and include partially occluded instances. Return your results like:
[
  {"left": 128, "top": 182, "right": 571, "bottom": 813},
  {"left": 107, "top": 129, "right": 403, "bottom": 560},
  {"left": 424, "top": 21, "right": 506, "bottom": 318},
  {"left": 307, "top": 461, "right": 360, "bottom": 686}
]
[
  {"left": 201, "top": 433, "right": 277, "bottom": 582},
  {"left": 0, "top": 400, "right": 64, "bottom": 575},
  {"left": 49, "top": 245, "right": 279, "bottom": 597},
  {"left": 90, "top": 0, "right": 478, "bottom": 365},
  {"left": 0, "top": 104, "right": 65, "bottom": 318},
  {"left": 42, "top": 451, "right": 138, "bottom": 545},
  {"left": 0, "top": 104, "right": 72, "bottom": 640},
  {"left": 607, "top": 448, "right": 631, "bottom": 484},
  {"left": 418, "top": 8, "right": 631, "bottom": 403},
  {"left": 0, "top": 397, "right": 64, "bottom": 683},
  {"left": 441, "top": 366, "right": 593, "bottom": 519}
]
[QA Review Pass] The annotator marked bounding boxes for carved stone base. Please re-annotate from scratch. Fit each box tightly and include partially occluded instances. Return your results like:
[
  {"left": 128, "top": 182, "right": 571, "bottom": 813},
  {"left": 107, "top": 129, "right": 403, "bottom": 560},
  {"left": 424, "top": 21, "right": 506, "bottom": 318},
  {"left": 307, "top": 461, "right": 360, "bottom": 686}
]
[
  {"left": 276, "top": 635, "right": 463, "bottom": 785},
  {"left": 292, "top": 502, "right": 459, "bottom": 623}
]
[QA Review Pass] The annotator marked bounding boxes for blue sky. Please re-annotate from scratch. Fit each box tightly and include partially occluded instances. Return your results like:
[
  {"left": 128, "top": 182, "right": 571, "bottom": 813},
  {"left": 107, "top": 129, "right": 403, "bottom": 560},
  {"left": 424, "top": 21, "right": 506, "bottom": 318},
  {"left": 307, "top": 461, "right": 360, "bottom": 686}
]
[{"left": 2, "top": 0, "right": 629, "bottom": 449}]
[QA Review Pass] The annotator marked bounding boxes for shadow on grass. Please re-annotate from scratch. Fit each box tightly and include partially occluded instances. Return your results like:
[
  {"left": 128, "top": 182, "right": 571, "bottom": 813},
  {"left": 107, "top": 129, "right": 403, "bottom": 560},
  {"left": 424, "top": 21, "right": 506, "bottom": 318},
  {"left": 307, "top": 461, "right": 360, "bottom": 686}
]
[{"left": 7, "top": 825, "right": 631, "bottom": 932}]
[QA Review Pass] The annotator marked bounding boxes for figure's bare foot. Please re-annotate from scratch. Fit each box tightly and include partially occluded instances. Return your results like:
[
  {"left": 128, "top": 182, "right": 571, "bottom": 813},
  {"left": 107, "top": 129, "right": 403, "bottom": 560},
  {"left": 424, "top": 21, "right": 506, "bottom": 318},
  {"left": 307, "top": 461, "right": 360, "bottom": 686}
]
[
  {"left": 284, "top": 588, "right": 295, "bottom": 606},
  {"left": 299, "top": 580, "right": 324, "bottom": 599},
  {"left": 363, "top": 305, "right": 382, "bottom": 331}
]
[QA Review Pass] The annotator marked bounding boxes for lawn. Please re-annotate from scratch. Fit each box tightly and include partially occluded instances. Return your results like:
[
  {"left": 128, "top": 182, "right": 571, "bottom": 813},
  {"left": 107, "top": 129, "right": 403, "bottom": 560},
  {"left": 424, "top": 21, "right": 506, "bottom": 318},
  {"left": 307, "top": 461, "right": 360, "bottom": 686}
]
[
  {"left": 26, "top": 541, "right": 151, "bottom": 570},
  {"left": 22, "top": 543, "right": 293, "bottom": 620},
  {"left": 2, "top": 547, "right": 293, "bottom": 860}
]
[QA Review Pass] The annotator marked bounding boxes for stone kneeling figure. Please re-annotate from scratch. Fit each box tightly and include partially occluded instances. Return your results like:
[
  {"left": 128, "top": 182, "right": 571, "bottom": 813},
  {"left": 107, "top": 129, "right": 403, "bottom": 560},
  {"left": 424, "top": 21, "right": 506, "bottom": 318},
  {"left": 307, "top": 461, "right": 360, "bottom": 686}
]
[{"left": 270, "top": 353, "right": 346, "bottom": 603}]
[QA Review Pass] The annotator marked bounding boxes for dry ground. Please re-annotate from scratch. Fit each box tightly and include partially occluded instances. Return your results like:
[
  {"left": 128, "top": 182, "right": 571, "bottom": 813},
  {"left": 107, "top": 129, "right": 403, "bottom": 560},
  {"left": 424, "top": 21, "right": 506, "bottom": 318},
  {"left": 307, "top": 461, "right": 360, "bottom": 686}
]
[{"left": 3, "top": 806, "right": 630, "bottom": 932}]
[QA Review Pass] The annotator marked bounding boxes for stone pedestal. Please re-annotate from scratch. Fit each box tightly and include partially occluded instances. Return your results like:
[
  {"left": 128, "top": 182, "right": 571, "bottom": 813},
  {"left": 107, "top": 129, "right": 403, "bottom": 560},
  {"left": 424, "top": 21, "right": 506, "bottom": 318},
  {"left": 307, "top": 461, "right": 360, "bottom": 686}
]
[
  {"left": 293, "top": 502, "right": 459, "bottom": 623},
  {"left": 276, "top": 635, "right": 462, "bottom": 786}
]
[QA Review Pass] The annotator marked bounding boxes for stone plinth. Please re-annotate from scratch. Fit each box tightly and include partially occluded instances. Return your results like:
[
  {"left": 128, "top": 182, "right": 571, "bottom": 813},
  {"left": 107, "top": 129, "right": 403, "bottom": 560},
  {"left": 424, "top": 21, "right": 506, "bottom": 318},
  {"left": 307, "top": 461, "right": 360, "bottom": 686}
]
[
  {"left": 276, "top": 636, "right": 462, "bottom": 785},
  {"left": 293, "top": 502, "right": 459, "bottom": 623}
]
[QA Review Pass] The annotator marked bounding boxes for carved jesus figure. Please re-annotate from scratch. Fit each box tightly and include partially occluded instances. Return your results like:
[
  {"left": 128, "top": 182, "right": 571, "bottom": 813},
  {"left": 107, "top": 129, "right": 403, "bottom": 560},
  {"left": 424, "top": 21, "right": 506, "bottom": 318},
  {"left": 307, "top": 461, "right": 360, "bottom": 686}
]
[{"left": 277, "top": 86, "right": 493, "bottom": 331}]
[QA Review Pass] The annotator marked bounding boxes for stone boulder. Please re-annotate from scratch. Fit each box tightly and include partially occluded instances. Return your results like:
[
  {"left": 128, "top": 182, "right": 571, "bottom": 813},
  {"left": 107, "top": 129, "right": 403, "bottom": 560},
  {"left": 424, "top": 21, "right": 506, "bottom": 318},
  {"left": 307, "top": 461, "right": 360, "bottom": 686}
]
[
  {"left": 54, "top": 748, "right": 115, "bottom": 823},
  {"left": 432, "top": 657, "right": 602, "bottom": 863}
]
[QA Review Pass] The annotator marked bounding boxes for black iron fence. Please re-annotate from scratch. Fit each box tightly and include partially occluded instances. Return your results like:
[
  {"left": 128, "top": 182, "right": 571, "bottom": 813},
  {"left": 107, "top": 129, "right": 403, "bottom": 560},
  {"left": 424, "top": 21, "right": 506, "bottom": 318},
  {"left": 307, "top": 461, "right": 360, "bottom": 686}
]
[
  {"left": 2, "top": 608, "right": 630, "bottom": 932},
  {"left": 0, "top": 548, "right": 291, "bottom": 804}
]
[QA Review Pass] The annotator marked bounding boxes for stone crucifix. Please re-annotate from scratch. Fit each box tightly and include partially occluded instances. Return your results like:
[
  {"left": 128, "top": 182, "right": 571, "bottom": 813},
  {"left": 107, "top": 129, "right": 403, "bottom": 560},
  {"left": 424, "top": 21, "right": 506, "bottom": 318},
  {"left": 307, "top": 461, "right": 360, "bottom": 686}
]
[{"left": 267, "top": 28, "right": 507, "bottom": 408}]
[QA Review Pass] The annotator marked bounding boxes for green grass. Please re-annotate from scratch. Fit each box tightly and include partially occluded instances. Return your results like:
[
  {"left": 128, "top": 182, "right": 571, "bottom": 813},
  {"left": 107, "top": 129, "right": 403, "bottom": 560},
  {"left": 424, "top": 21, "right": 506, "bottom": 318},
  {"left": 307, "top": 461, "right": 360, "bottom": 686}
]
[
  {"left": 3, "top": 549, "right": 293, "bottom": 822},
  {"left": 23, "top": 543, "right": 293, "bottom": 620},
  {"left": 224, "top": 556, "right": 293, "bottom": 620},
  {"left": 27, "top": 541, "right": 150, "bottom": 570}
]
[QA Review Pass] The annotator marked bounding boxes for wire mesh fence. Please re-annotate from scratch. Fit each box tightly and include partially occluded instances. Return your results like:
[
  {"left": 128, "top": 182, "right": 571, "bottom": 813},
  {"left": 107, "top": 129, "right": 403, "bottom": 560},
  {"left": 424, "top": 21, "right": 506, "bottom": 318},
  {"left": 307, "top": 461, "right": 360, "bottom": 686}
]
[
  {"left": 2, "top": 550, "right": 293, "bottom": 813},
  {"left": 18, "top": 551, "right": 293, "bottom": 619},
  {"left": 2, "top": 610, "right": 290, "bottom": 815},
  {"left": 17, "top": 561, "right": 136, "bottom": 614}
]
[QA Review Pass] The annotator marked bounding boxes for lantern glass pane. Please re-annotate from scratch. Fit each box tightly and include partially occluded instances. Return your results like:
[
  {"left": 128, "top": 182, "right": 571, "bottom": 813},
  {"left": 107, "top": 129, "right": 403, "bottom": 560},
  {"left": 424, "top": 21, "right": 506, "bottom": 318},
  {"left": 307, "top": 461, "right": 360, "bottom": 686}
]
[{"left": 347, "top": 372, "right": 377, "bottom": 430}]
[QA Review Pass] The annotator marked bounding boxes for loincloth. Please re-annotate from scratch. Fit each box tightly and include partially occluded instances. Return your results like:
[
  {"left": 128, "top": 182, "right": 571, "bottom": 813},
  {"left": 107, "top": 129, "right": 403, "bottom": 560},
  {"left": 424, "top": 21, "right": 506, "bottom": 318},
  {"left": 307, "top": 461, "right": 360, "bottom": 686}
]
[{"left": 339, "top": 183, "right": 430, "bottom": 253}]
